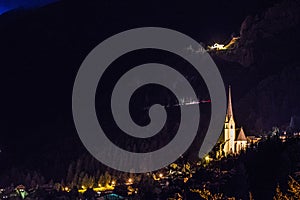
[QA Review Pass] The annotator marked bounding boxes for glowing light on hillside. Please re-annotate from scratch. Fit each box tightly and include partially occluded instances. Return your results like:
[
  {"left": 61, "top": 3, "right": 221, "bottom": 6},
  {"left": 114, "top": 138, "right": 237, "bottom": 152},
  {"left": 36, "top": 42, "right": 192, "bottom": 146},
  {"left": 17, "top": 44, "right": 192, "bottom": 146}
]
[
  {"left": 209, "top": 43, "right": 226, "bottom": 50},
  {"left": 208, "top": 37, "right": 240, "bottom": 51}
]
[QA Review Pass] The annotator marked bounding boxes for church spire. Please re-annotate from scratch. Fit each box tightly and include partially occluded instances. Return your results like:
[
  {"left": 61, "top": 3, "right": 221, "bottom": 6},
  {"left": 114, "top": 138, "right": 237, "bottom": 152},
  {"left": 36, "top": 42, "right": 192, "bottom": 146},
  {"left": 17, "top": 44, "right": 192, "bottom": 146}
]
[{"left": 227, "top": 85, "right": 233, "bottom": 119}]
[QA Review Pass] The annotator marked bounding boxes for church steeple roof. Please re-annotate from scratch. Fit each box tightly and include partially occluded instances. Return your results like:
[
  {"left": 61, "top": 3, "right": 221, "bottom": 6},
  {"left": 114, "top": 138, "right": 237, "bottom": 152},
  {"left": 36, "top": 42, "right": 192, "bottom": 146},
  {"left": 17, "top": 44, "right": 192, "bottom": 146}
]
[
  {"left": 236, "top": 127, "right": 247, "bottom": 141},
  {"left": 226, "top": 86, "right": 233, "bottom": 120}
]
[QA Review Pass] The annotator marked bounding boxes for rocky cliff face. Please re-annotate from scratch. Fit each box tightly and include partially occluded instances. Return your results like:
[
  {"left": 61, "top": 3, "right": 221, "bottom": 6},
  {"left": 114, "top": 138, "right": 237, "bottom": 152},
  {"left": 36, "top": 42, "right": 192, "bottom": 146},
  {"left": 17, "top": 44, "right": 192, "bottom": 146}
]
[
  {"left": 236, "top": 65, "right": 300, "bottom": 132},
  {"left": 212, "top": 0, "right": 300, "bottom": 132},
  {"left": 217, "top": 0, "right": 300, "bottom": 68}
]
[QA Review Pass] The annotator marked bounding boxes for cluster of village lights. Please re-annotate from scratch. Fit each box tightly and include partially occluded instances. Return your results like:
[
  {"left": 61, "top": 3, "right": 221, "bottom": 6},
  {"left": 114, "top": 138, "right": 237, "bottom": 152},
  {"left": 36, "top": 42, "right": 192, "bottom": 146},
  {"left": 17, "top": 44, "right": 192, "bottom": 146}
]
[{"left": 62, "top": 173, "right": 168, "bottom": 193}]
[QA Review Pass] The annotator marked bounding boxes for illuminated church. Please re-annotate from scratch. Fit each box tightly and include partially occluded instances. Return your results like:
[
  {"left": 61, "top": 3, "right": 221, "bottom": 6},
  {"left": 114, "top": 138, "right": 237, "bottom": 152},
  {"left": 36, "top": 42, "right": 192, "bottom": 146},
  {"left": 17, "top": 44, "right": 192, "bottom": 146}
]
[{"left": 221, "top": 86, "right": 247, "bottom": 156}]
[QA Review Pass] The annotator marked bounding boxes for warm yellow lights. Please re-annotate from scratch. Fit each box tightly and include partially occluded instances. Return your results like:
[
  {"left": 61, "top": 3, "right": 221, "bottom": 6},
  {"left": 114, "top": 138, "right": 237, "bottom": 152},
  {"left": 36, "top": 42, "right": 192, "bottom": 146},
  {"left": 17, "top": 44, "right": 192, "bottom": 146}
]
[
  {"left": 77, "top": 181, "right": 117, "bottom": 193},
  {"left": 125, "top": 178, "right": 133, "bottom": 185},
  {"left": 205, "top": 155, "right": 210, "bottom": 162},
  {"left": 159, "top": 173, "right": 163, "bottom": 178},
  {"left": 208, "top": 43, "right": 226, "bottom": 50},
  {"left": 184, "top": 177, "right": 189, "bottom": 183},
  {"left": 208, "top": 37, "right": 240, "bottom": 51}
]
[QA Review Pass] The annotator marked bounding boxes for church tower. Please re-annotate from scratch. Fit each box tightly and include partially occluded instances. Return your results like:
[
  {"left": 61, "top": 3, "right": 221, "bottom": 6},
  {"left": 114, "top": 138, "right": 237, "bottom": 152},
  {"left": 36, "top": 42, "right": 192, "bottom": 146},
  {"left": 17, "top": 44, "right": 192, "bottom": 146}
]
[{"left": 224, "top": 86, "right": 236, "bottom": 155}]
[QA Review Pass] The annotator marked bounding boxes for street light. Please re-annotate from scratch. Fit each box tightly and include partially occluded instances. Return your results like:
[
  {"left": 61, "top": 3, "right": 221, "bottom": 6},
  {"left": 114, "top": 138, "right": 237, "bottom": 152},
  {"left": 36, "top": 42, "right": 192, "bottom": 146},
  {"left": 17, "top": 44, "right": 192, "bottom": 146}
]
[
  {"left": 205, "top": 155, "right": 210, "bottom": 162},
  {"left": 128, "top": 178, "right": 133, "bottom": 184}
]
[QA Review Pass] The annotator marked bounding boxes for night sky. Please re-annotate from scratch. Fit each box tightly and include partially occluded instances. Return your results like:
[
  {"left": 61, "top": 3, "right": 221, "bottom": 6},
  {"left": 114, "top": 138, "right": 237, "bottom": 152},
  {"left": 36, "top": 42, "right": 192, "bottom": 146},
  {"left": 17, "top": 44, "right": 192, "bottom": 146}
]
[{"left": 0, "top": 0, "right": 58, "bottom": 15}]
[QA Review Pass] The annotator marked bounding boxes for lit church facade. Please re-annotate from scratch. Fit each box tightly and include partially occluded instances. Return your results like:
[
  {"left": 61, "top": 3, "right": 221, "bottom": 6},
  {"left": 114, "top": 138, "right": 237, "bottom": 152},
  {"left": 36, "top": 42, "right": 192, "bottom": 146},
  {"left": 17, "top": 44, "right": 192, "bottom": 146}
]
[{"left": 222, "top": 86, "right": 247, "bottom": 156}]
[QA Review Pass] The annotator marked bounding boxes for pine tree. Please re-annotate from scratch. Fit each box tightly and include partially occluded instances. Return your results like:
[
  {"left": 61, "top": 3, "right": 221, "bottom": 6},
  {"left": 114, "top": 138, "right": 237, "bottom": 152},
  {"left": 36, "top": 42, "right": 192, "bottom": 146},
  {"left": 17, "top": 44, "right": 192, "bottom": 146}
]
[
  {"left": 191, "top": 188, "right": 224, "bottom": 200},
  {"left": 78, "top": 171, "right": 85, "bottom": 187},
  {"left": 287, "top": 176, "right": 300, "bottom": 199},
  {"left": 66, "top": 162, "right": 75, "bottom": 184},
  {"left": 273, "top": 184, "right": 289, "bottom": 200},
  {"left": 81, "top": 173, "right": 89, "bottom": 188},
  {"left": 103, "top": 171, "right": 112, "bottom": 186},
  {"left": 98, "top": 174, "right": 105, "bottom": 187},
  {"left": 72, "top": 172, "right": 79, "bottom": 188},
  {"left": 87, "top": 176, "right": 95, "bottom": 188},
  {"left": 54, "top": 182, "right": 61, "bottom": 191}
]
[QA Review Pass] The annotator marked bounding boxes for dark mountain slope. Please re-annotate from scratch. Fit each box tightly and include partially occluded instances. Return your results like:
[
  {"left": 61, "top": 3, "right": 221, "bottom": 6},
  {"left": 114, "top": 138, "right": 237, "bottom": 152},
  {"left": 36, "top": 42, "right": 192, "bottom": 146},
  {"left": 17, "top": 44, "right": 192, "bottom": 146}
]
[
  {"left": 0, "top": 0, "right": 298, "bottom": 176},
  {"left": 212, "top": 0, "right": 300, "bottom": 131}
]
